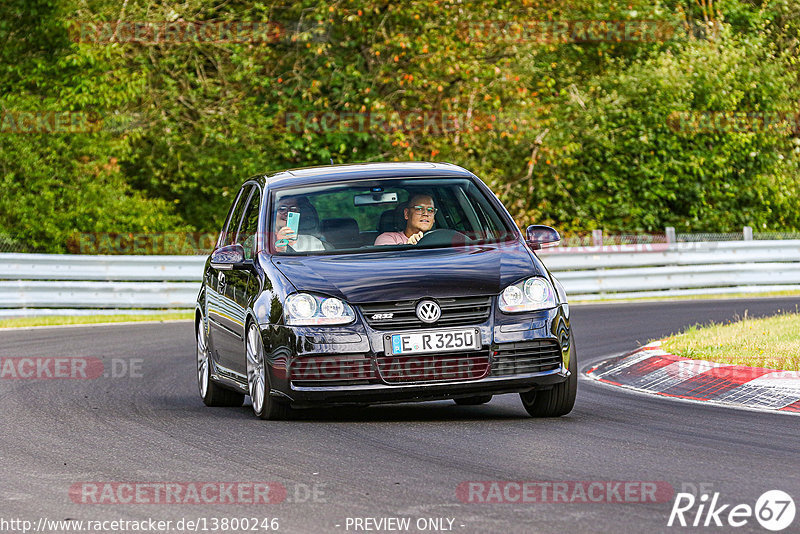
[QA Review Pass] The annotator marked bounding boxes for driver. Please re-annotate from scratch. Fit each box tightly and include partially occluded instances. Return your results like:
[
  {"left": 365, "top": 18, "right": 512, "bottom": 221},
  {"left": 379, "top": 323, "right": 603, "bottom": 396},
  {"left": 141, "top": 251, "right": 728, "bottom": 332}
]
[{"left": 374, "top": 194, "right": 436, "bottom": 245}]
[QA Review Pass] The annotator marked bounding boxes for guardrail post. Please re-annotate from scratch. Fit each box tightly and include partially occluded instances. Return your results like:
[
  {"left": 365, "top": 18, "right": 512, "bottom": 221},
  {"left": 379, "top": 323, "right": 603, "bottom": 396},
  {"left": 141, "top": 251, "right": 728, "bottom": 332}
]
[
  {"left": 665, "top": 227, "right": 675, "bottom": 244},
  {"left": 592, "top": 229, "right": 603, "bottom": 247},
  {"left": 743, "top": 226, "right": 753, "bottom": 241}
]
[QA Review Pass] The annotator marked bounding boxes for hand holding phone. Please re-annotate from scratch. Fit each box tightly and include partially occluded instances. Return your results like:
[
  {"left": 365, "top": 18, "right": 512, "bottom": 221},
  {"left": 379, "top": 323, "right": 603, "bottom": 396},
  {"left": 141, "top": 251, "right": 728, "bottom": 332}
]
[
  {"left": 276, "top": 212, "right": 301, "bottom": 248},
  {"left": 286, "top": 211, "right": 300, "bottom": 238}
]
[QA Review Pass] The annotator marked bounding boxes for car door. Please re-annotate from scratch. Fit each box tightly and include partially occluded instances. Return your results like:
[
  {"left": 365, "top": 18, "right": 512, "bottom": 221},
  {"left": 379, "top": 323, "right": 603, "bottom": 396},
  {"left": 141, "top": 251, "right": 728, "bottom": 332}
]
[
  {"left": 207, "top": 185, "right": 252, "bottom": 372},
  {"left": 215, "top": 185, "right": 262, "bottom": 374}
]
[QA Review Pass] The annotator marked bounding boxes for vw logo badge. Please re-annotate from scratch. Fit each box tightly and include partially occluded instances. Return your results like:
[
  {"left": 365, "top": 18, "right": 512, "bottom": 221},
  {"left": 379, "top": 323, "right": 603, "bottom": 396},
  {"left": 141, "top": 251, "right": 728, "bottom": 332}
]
[{"left": 416, "top": 300, "right": 441, "bottom": 324}]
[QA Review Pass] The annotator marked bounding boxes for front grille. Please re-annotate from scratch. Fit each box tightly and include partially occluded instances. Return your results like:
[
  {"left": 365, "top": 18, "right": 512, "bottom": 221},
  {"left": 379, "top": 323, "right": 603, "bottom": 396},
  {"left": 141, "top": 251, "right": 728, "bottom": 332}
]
[
  {"left": 360, "top": 296, "right": 492, "bottom": 330},
  {"left": 290, "top": 354, "right": 376, "bottom": 386},
  {"left": 492, "top": 340, "right": 562, "bottom": 376},
  {"left": 376, "top": 352, "right": 490, "bottom": 383}
]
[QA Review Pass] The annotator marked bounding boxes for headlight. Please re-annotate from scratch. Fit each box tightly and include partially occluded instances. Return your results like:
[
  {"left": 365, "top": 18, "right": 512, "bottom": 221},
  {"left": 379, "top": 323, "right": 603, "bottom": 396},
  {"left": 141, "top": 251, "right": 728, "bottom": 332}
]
[
  {"left": 524, "top": 278, "right": 549, "bottom": 302},
  {"left": 321, "top": 297, "right": 345, "bottom": 318},
  {"left": 502, "top": 285, "right": 524, "bottom": 306},
  {"left": 499, "top": 277, "right": 556, "bottom": 313},
  {"left": 287, "top": 294, "right": 317, "bottom": 320},
  {"left": 284, "top": 293, "right": 355, "bottom": 326}
]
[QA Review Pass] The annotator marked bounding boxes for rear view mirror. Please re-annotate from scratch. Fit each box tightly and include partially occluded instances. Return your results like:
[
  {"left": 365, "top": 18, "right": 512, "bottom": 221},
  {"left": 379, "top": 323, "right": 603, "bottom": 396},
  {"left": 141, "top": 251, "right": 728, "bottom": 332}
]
[
  {"left": 211, "top": 244, "right": 246, "bottom": 269},
  {"left": 525, "top": 225, "right": 560, "bottom": 250},
  {"left": 354, "top": 192, "right": 398, "bottom": 206}
]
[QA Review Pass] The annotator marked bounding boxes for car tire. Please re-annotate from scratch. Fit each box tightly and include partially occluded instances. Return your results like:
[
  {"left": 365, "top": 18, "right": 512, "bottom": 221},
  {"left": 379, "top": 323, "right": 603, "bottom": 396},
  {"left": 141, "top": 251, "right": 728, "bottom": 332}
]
[
  {"left": 197, "top": 318, "right": 245, "bottom": 407},
  {"left": 454, "top": 395, "right": 493, "bottom": 405},
  {"left": 519, "top": 335, "right": 577, "bottom": 417},
  {"left": 246, "top": 322, "right": 293, "bottom": 420}
]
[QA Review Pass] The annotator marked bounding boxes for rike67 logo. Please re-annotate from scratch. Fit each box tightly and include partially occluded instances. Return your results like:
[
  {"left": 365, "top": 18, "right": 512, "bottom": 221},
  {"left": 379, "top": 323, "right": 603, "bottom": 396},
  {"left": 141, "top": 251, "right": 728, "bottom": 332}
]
[{"left": 668, "top": 490, "right": 795, "bottom": 531}]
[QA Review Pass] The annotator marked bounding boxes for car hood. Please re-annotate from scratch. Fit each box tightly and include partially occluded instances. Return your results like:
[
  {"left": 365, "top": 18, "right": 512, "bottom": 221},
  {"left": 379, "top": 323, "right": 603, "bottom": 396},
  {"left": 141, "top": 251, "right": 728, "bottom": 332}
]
[{"left": 271, "top": 242, "right": 544, "bottom": 303}]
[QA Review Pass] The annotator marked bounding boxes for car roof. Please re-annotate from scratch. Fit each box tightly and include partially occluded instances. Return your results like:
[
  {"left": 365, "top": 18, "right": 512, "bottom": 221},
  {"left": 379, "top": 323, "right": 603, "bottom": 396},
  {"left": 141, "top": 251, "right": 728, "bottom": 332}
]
[{"left": 253, "top": 162, "right": 475, "bottom": 189}]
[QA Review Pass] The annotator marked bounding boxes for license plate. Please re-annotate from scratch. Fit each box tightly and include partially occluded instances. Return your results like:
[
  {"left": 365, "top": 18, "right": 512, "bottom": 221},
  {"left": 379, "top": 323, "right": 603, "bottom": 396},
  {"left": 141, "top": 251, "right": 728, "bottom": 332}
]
[{"left": 389, "top": 328, "right": 481, "bottom": 355}]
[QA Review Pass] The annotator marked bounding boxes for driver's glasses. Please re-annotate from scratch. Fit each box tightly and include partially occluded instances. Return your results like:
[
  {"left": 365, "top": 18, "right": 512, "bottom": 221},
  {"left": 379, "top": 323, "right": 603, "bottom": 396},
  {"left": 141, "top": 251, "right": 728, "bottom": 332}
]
[
  {"left": 277, "top": 205, "right": 300, "bottom": 214},
  {"left": 411, "top": 205, "right": 437, "bottom": 215}
]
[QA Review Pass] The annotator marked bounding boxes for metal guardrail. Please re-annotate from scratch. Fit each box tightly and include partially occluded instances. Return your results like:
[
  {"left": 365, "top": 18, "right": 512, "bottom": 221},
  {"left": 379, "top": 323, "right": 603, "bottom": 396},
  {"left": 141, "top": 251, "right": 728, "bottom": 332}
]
[
  {"left": 0, "top": 240, "right": 798, "bottom": 315},
  {"left": 0, "top": 254, "right": 205, "bottom": 315},
  {"left": 0, "top": 281, "right": 199, "bottom": 309},
  {"left": 0, "top": 253, "right": 206, "bottom": 281},
  {"left": 539, "top": 240, "right": 800, "bottom": 300}
]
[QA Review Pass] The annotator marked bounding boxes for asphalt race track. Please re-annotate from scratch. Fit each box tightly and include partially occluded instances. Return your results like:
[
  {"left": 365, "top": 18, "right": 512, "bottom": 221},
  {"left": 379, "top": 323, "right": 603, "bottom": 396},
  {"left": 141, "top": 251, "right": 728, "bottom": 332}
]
[{"left": 1, "top": 297, "right": 798, "bottom": 534}]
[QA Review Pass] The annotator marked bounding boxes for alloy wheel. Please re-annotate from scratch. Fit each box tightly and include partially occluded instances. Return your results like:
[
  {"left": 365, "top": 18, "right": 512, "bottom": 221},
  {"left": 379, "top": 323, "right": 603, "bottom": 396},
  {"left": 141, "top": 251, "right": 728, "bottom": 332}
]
[{"left": 246, "top": 323, "right": 266, "bottom": 414}]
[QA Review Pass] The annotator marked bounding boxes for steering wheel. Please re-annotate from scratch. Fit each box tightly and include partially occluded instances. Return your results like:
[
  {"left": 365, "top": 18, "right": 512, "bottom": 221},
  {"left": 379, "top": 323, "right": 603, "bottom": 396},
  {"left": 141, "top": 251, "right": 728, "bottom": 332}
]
[{"left": 416, "top": 229, "right": 473, "bottom": 247}]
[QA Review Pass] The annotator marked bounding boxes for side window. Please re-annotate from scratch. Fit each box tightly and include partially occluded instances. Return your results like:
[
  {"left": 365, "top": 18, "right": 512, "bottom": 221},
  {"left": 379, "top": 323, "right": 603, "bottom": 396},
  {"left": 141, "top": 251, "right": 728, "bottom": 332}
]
[
  {"left": 436, "top": 187, "right": 467, "bottom": 231},
  {"left": 221, "top": 185, "right": 252, "bottom": 247},
  {"left": 238, "top": 188, "right": 261, "bottom": 260},
  {"left": 465, "top": 183, "right": 507, "bottom": 237}
]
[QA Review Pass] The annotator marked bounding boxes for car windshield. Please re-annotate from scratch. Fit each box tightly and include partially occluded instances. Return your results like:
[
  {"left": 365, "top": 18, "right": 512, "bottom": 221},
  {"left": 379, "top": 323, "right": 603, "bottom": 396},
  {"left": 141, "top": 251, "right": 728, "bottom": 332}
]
[{"left": 268, "top": 177, "right": 516, "bottom": 255}]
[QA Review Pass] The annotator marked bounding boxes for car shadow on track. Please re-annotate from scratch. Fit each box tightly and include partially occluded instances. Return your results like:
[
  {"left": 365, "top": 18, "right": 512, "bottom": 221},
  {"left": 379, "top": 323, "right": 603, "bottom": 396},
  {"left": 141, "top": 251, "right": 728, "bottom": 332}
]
[{"left": 222, "top": 398, "right": 577, "bottom": 422}]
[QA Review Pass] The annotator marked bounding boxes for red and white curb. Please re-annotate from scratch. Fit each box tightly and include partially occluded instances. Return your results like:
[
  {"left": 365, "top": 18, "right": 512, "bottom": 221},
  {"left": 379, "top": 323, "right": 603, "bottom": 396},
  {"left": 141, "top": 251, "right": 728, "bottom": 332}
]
[{"left": 586, "top": 342, "right": 800, "bottom": 415}]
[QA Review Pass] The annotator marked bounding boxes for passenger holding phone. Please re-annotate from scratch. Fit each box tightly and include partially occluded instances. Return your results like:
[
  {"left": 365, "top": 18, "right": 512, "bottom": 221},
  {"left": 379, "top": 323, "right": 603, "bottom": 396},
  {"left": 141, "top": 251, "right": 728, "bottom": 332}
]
[
  {"left": 274, "top": 195, "right": 325, "bottom": 252},
  {"left": 374, "top": 194, "right": 437, "bottom": 246}
]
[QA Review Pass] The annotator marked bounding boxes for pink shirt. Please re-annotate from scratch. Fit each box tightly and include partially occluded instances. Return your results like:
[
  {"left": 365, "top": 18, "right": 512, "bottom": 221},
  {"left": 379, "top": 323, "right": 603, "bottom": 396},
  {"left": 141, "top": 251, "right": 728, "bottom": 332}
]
[{"left": 374, "top": 231, "right": 409, "bottom": 245}]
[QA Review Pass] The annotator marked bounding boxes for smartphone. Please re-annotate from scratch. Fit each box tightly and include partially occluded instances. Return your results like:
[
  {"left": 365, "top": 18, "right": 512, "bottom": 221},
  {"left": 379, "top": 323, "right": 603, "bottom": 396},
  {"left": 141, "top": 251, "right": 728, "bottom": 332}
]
[
  {"left": 286, "top": 212, "right": 300, "bottom": 236},
  {"left": 275, "top": 211, "right": 300, "bottom": 247},
  {"left": 276, "top": 212, "right": 301, "bottom": 248}
]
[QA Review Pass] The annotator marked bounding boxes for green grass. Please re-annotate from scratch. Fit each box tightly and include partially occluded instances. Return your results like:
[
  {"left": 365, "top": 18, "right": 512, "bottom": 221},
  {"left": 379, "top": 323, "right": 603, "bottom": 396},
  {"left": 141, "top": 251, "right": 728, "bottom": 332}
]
[
  {"left": 660, "top": 310, "right": 800, "bottom": 371},
  {"left": 0, "top": 311, "right": 193, "bottom": 329},
  {"left": 571, "top": 289, "right": 800, "bottom": 304}
]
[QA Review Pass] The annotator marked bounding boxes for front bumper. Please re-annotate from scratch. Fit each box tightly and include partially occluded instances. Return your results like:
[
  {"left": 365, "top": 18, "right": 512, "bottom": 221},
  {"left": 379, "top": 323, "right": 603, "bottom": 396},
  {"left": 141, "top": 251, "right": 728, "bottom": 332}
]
[
  {"left": 260, "top": 303, "right": 572, "bottom": 408},
  {"left": 284, "top": 372, "right": 568, "bottom": 407}
]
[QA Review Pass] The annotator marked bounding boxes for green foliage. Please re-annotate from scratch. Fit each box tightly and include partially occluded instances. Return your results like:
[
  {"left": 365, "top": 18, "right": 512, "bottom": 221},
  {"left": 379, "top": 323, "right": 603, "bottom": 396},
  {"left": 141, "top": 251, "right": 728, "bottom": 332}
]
[
  {"left": 0, "top": 0, "right": 185, "bottom": 251},
  {"left": 1, "top": 0, "right": 799, "bottom": 252},
  {"left": 526, "top": 24, "right": 800, "bottom": 232}
]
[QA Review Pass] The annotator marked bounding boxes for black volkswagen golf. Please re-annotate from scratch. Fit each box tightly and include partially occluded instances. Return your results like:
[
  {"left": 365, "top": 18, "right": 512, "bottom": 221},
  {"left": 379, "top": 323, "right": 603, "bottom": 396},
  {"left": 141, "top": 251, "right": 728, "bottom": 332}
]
[{"left": 196, "top": 162, "right": 576, "bottom": 419}]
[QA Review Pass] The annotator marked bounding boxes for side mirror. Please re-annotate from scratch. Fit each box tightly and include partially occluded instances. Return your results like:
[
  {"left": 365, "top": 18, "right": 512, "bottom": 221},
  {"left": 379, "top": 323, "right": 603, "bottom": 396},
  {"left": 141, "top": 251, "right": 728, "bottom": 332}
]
[
  {"left": 525, "top": 225, "right": 561, "bottom": 250},
  {"left": 210, "top": 244, "right": 247, "bottom": 270}
]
